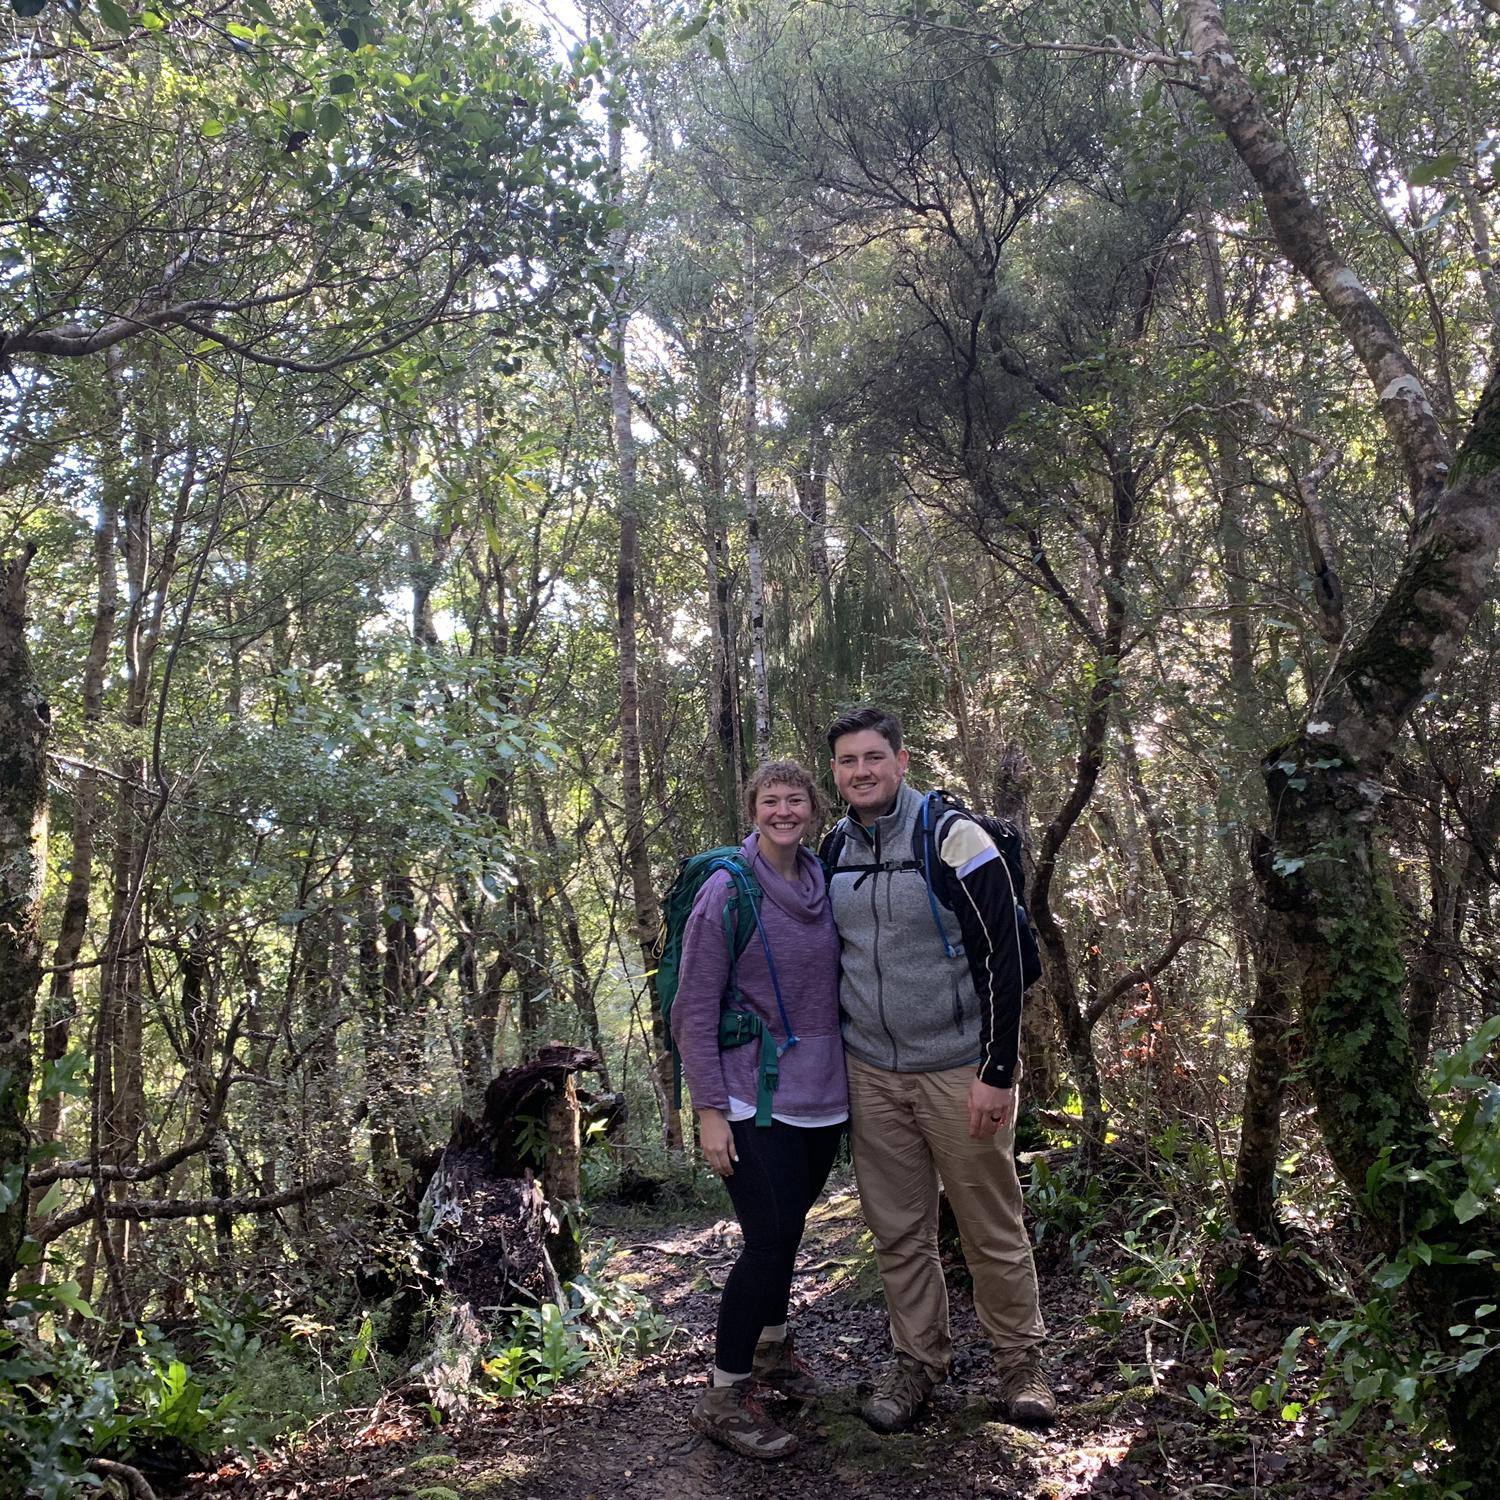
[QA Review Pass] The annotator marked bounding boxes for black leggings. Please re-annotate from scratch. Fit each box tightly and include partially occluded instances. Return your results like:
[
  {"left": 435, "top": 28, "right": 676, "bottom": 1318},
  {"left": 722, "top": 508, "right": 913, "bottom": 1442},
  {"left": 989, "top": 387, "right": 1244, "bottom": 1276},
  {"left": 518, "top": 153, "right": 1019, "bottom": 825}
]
[{"left": 716, "top": 1117, "right": 844, "bottom": 1375}]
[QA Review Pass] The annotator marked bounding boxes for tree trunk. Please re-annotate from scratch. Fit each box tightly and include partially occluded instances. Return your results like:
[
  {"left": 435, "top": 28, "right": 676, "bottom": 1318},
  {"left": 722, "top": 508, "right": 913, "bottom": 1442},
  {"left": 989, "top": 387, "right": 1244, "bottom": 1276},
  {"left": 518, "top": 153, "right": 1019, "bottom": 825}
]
[
  {"left": 528, "top": 774, "right": 608, "bottom": 1081},
  {"left": 0, "top": 547, "right": 50, "bottom": 1304},
  {"left": 989, "top": 746, "right": 1061, "bottom": 1109},
  {"left": 608, "top": 100, "right": 678, "bottom": 1150},
  {"left": 35, "top": 355, "right": 122, "bottom": 1166},
  {"left": 699, "top": 334, "right": 742, "bottom": 840},
  {"left": 1186, "top": 2, "right": 1500, "bottom": 1481},
  {"left": 1195, "top": 213, "right": 1298, "bottom": 1236},
  {"left": 742, "top": 231, "right": 771, "bottom": 764},
  {"left": 1231, "top": 837, "right": 1297, "bottom": 1240}
]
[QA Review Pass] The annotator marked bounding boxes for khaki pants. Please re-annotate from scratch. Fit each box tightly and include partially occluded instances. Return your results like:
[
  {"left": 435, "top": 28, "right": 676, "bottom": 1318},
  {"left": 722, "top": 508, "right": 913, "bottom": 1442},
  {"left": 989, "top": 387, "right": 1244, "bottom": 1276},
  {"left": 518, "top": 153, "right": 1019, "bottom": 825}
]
[{"left": 848, "top": 1055, "right": 1045, "bottom": 1375}]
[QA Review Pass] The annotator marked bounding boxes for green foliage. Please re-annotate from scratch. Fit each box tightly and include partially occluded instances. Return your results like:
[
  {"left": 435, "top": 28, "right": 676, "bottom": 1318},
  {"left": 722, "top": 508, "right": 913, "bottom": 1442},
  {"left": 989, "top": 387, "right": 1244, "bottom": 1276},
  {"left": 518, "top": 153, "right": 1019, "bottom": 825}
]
[
  {"left": 479, "top": 1244, "right": 671, "bottom": 1399},
  {"left": 1026, "top": 1152, "right": 1110, "bottom": 1265},
  {"left": 1235, "top": 1020, "right": 1500, "bottom": 1492},
  {"left": 0, "top": 1323, "right": 235, "bottom": 1500},
  {"left": 2, "top": 0, "right": 615, "bottom": 377},
  {"left": 0, "top": 1281, "right": 395, "bottom": 1497}
]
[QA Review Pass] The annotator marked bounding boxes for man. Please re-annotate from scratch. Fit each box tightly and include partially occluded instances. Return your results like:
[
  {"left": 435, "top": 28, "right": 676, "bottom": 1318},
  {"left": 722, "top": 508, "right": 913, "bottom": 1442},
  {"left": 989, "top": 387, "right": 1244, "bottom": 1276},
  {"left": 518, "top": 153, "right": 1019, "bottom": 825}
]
[{"left": 824, "top": 704, "right": 1053, "bottom": 1432}]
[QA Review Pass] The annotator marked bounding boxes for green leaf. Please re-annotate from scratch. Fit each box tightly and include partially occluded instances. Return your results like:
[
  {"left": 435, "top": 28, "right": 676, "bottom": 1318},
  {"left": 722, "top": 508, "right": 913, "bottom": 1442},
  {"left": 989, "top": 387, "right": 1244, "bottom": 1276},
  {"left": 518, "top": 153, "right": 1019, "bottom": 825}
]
[
  {"left": 46, "top": 1280, "right": 96, "bottom": 1319},
  {"left": 1454, "top": 1188, "right": 1486, "bottom": 1224},
  {"left": 200, "top": 120, "right": 226, "bottom": 139},
  {"left": 1373, "top": 1257, "right": 1412, "bottom": 1288},
  {"left": 317, "top": 101, "right": 343, "bottom": 140},
  {"left": 1410, "top": 153, "right": 1462, "bottom": 187},
  {"left": 140, "top": 7, "right": 165, "bottom": 27},
  {"left": 96, "top": 0, "right": 132, "bottom": 31},
  {"left": 705, "top": 29, "right": 726, "bottom": 65},
  {"left": 33, "top": 1180, "right": 64, "bottom": 1217},
  {"left": 226, "top": 20, "right": 256, "bottom": 38},
  {"left": 329, "top": 72, "right": 357, "bottom": 95},
  {"left": 11, "top": 0, "right": 48, "bottom": 16}
]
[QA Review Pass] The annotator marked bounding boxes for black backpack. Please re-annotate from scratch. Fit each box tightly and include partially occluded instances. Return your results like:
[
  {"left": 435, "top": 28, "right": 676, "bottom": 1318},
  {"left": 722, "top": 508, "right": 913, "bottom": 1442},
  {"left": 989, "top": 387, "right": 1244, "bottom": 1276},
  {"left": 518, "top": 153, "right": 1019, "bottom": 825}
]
[{"left": 820, "top": 788, "right": 1042, "bottom": 989}]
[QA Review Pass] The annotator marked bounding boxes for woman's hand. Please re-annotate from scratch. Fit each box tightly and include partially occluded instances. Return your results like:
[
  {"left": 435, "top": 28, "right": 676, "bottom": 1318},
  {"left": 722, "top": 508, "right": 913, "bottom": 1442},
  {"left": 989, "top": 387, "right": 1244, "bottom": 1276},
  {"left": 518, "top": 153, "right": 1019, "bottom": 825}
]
[{"left": 698, "top": 1108, "right": 738, "bottom": 1177}]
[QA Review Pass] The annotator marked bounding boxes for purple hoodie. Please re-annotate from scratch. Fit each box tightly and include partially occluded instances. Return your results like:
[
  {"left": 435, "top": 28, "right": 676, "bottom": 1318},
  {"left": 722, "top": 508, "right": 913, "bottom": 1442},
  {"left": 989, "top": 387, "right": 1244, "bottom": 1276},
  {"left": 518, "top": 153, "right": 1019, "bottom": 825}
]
[{"left": 670, "top": 833, "right": 846, "bottom": 1121}]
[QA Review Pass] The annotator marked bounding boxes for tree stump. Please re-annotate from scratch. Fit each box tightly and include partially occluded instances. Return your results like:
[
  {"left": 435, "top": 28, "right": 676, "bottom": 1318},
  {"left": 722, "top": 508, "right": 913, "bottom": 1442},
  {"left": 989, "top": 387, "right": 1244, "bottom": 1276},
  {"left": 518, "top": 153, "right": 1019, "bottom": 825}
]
[{"left": 417, "top": 1044, "right": 599, "bottom": 1307}]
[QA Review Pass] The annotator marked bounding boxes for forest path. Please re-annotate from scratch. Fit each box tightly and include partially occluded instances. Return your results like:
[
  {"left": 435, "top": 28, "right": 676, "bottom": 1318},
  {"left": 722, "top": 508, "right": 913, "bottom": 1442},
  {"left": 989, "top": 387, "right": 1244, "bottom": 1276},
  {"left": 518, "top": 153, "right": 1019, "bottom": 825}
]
[{"left": 189, "top": 1172, "right": 1371, "bottom": 1500}]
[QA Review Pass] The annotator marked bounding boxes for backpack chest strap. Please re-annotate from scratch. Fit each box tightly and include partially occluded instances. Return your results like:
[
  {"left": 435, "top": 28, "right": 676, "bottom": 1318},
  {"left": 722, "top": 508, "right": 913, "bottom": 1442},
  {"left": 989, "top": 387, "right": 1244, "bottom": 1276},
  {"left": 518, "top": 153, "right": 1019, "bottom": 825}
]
[{"left": 828, "top": 858, "right": 922, "bottom": 890}]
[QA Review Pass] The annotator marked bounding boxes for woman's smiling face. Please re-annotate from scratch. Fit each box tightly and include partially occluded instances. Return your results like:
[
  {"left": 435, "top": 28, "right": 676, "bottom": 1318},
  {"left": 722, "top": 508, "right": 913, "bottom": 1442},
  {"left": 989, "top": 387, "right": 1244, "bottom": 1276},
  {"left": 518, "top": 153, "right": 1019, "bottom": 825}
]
[{"left": 754, "top": 782, "right": 815, "bottom": 851}]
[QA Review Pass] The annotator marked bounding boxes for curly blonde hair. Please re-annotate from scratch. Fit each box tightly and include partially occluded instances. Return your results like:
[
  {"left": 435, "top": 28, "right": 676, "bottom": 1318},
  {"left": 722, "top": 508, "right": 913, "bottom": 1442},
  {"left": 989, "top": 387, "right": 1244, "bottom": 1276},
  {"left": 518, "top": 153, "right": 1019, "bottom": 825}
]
[{"left": 742, "top": 758, "right": 828, "bottom": 831}]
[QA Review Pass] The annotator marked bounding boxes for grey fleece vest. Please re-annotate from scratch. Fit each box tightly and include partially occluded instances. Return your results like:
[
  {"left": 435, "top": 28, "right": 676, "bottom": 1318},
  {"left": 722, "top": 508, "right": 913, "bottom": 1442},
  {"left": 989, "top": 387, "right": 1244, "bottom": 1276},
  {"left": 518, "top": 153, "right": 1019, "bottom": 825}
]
[{"left": 829, "top": 780, "right": 982, "bottom": 1074}]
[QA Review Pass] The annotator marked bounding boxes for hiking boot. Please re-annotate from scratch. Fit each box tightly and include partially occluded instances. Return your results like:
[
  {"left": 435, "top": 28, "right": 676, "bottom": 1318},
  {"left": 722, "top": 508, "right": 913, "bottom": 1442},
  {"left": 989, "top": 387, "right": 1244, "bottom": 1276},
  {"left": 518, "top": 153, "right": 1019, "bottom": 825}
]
[
  {"left": 995, "top": 1351, "right": 1056, "bottom": 1426},
  {"left": 753, "top": 1330, "right": 824, "bottom": 1400},
  {"left": 690, "top": 1381, "right": 800, "bottom": 1460},
  {"left": 859, "top": 1352, "right": 937, "bottom": 1433}
]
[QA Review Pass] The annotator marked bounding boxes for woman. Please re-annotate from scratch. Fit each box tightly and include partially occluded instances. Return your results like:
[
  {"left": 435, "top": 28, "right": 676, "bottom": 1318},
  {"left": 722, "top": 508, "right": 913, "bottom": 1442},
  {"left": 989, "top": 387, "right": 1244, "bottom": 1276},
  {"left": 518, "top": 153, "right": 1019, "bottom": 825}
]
[{"left": 670, "top": 758, "right": 847, "bottom": 1461}]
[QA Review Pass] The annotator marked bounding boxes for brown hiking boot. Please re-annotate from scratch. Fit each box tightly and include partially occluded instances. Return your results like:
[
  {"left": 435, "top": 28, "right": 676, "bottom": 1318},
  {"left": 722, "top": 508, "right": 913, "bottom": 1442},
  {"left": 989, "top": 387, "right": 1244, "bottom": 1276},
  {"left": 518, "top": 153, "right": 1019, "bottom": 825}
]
[
  {"left": 753, "top": 1330, "right": 824, "bottom": 1400},
  {"left": 690, "top": 1381, "right": 800, "bottom": 1460},
  {"left": 859, "top": 1352, "right": 937, "bottom": 1433},
  {"left": 995, "top": 1351, "right": 1056, "bottom": 1426}
]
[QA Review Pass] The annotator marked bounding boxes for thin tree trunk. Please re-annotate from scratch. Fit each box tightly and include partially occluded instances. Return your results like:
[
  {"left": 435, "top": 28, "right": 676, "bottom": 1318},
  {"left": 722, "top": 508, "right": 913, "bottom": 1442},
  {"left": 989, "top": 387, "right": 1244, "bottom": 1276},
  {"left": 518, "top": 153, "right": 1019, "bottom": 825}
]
[
  {"left": 1196, "top": 202, "right": 1300, "bottom": 1241},
  {"left": 528, "top": 774, "right": 608, "bottom": 1082},
  {"left": 1381, "top": 0, "right": 1500, "bottom": 334},
  {"left": 0, "top": 548, "right": 50, "bottom": 1303},
  {"left": 742, "top": 232, "right": 771, "bottom": 764},
  {"left": 1231, "top": 838, "right": 1297, "bottom": 1240},
  {"left": 35, "top": 366, "right": 121, "bottom": 1165},
  {"left": 990, "top": 746, "right": 1061, "bottom": 1109},
  {"left": 700, "top": 335, "right": 741, "bottom": 839},
  {"left": 608, "top": 98, "right": 677, "bottom": 1150},
  {"left": 1406, "top": 786, "right": 1454, "bottom": 1070}
]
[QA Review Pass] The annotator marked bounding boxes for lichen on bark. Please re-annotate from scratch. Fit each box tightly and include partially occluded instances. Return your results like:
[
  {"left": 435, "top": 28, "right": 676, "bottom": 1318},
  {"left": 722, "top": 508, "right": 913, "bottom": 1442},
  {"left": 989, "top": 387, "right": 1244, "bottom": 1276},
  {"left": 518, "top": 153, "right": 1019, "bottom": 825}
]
[{"left": 1339, "top": 531, "right": 1461, "bottom": 720}]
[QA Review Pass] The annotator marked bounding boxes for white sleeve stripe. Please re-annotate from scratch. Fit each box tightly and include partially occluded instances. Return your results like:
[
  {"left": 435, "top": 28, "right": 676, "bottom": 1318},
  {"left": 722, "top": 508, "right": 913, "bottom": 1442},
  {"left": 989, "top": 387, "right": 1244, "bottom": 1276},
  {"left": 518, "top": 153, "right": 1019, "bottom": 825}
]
[{"left": 956, "top": 848, "right": 999, "bottom": 880}]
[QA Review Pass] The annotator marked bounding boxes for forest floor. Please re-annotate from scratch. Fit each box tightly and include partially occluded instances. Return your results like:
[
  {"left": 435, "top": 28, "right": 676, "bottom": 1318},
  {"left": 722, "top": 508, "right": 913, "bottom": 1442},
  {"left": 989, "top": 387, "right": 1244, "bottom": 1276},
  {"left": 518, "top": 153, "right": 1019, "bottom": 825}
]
[{"left": 184, "top": 1168, "right": 1384, "bottom": 1500}]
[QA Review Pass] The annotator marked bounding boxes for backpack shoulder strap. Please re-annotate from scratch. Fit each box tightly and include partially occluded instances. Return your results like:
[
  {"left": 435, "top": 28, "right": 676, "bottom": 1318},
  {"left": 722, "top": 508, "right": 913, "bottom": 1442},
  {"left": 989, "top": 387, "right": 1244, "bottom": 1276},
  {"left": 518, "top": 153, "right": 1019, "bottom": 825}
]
[
  {"left": 818, "top": 819, "right": 848, "bottom": 872},
  {"left": 707, "top": 854, "right": 760, "bottom": 959}
]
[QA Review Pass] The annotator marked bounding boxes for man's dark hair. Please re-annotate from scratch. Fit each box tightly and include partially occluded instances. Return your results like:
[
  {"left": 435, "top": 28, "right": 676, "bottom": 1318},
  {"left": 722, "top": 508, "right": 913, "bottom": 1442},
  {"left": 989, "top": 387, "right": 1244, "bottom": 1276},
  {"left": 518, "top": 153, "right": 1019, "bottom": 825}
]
[{"left": 826, "top": 705, "right": 904, "bottom": 754}]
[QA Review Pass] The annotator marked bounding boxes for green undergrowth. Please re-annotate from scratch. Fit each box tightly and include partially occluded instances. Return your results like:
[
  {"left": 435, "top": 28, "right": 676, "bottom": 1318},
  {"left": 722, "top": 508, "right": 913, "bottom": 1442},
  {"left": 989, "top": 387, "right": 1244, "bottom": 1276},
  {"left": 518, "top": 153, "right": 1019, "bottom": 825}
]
[
  {"left": 0, "top": 1229, "right": 672, "bottom": 1499},
  {"left": 1018, "top": 1042, "right": 1500, "bottom": 1500}
]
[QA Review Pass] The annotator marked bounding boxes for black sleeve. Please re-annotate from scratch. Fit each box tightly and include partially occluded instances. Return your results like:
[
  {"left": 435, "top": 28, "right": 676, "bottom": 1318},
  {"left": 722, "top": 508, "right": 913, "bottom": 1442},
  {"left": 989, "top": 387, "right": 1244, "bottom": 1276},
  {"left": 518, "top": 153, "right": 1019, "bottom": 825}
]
[{"left": 939, "top": 815, "right": 1025, "bottom": 1089}]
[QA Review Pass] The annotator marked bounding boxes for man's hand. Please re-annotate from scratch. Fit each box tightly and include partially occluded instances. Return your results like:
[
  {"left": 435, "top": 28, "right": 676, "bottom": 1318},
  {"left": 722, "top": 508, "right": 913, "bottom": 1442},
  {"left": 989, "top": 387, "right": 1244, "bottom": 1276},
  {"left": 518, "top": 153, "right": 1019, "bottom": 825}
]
[
  {"left": 967, "top": 1078, "right": 1015, "bottom": 1141},
  {"left": 698, "top": 1108, "right": 738, "bottom": 1176}
]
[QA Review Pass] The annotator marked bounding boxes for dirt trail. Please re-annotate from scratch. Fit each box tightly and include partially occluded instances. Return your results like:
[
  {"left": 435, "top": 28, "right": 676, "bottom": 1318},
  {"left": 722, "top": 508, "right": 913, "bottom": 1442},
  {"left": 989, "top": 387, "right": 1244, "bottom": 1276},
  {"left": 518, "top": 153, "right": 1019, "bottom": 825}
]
[{"left": 190, "top": 1175, "right": 1375, "bottom": 1500}]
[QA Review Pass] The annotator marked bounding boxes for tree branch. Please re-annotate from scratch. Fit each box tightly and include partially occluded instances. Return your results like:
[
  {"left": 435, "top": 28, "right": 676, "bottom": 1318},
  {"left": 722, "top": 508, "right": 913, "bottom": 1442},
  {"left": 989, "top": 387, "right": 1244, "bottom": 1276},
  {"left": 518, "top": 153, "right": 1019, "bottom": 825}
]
[
  {"left": 1183, "top": 0, "right": 1453, "bottom": 518},
  {"left": 35, "top": 1169, "right": 353, "bottom": 1246},
  {"left": 1088, "top": 925, "right": 1207, "bottom": 1026}
]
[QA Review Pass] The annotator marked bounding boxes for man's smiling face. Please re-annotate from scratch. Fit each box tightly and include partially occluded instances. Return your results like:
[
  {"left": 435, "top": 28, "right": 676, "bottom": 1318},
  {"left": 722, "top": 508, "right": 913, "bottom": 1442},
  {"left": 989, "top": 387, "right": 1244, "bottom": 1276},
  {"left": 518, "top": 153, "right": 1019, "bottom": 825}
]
[{"left": 831, "top": 728, "right": 909, "bottom": 819}]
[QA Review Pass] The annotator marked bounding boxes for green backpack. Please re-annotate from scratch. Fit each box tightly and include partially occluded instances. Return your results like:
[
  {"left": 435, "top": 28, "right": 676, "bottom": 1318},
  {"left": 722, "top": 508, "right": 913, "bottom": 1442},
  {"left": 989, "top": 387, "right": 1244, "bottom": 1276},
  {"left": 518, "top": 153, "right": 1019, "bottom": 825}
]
[{"left": 651, "top": 848, "right": 797, "bottom": 1126}]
